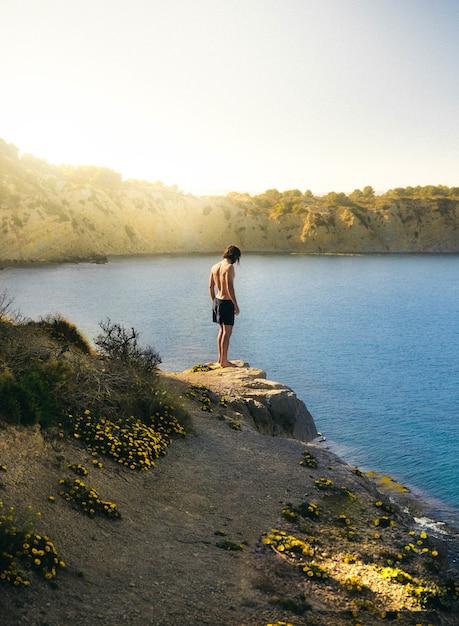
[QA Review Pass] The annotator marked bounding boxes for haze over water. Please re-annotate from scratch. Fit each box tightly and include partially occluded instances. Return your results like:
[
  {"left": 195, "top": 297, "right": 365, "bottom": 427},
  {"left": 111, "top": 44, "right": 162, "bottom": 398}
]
[{"left": 2, "top": 254, "right": 459, "bottom": 527}]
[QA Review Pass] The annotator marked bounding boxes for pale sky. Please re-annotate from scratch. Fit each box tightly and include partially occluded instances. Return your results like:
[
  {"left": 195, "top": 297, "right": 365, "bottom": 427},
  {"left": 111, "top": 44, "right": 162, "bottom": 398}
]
[{"left": 1, "top": 0, "right": 459, "bottom": 196}]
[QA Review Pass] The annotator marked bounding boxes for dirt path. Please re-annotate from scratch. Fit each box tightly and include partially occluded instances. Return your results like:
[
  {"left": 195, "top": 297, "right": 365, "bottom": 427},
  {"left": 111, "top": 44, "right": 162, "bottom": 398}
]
[{"left": 0, "top": 380, "right": 320, "bottom": 626}]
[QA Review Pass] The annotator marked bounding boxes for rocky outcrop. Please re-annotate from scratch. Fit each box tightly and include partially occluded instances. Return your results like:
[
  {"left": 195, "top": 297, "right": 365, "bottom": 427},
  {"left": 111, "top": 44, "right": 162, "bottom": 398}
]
[{"left": 169, "top": 362, "right": 319, "bottom": 442}]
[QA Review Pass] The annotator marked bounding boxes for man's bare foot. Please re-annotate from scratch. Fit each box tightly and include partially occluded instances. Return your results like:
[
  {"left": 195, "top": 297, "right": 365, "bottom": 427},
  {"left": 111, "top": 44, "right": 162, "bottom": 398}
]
[{"left": 219, "top": 361, "right": 238, "bottom": 368}]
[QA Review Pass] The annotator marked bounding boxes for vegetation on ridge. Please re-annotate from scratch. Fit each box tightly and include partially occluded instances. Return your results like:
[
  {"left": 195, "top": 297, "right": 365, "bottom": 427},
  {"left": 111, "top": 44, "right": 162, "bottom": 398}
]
[
  {"left": 0, "top": 293, "right": 187, "bottom": 587},
  {"left": 228, "top": 184, "right": 459, "bottom": 217}
]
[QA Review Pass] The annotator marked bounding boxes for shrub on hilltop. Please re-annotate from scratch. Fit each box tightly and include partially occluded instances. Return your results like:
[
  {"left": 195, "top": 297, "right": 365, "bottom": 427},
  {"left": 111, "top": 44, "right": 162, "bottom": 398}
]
[
  {"left": 0, "top": 297, "right": 186, "bottom": 431},
  {"left": 0, "top": 296, "right": 189, "bottom": 590}
]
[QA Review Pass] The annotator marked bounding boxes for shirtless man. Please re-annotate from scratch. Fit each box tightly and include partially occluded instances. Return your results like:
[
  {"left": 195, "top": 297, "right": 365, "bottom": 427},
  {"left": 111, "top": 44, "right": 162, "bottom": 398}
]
[{"left": 209, "top": 245, "right": 241, "bottom": 367}]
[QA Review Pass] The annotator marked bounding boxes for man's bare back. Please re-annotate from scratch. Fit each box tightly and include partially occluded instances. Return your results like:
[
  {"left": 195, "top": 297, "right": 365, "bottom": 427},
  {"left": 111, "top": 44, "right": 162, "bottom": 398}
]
[{"left": 209, "top": 259, "right": 237, "bottom": 305}]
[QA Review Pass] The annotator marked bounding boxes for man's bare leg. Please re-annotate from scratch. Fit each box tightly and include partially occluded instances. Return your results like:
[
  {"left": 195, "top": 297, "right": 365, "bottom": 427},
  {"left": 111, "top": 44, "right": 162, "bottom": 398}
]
[
  {"left": 217, "top": 326, "right": 224, "bottom": 364},
  {"left": 218, "top": 324, "right": 237, "bottom": 367}
]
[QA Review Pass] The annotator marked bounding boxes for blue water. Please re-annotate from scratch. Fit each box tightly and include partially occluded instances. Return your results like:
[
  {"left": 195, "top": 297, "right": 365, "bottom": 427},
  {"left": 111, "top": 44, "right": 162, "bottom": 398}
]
[{"left": 1, "top": 254, "right": 459, "bottom": 526}]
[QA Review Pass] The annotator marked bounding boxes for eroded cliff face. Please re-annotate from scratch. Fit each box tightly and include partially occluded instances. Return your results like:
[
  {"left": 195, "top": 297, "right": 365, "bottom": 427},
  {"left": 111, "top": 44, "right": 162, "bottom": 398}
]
[
  {"left": 298, "top": 203, "right": 459, "bottom": 253},
  {"left": 1, "top": 142, "right": 459, "bottom": 261}
]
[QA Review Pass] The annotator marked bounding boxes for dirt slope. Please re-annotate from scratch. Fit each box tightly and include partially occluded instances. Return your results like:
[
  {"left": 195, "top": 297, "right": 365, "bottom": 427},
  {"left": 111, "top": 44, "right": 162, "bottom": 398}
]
[{"left": 0, "top": 370, "right": 458, "bottom": 626}]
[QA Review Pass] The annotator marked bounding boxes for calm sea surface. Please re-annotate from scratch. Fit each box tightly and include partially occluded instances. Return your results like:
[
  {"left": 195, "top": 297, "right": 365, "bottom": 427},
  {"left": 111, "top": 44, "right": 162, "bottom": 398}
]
[{"left": 2, "top": 254, "right": 459, "bottom": 526}]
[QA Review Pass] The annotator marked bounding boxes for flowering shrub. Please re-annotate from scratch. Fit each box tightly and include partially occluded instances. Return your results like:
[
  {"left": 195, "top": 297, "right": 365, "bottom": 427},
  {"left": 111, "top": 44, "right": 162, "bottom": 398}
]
[
  {"left": 0, "top": 502, "right": 64, "bottom": 586},
  {"left": 446, "top": 578, "right": 459, "bottom": 600},
  {"left": 337, "top": 514, "right": 357, "bottom": 541},
  {"left": 354, "top": 598, "right": 377, "bottom": 613},
  {"left": 337, "top": 514, "right": 352, "bottom": 526},
  {"left": 340, "top": 576, "right": 366, "bottom": 594},
  {"left": 402, "top": 542, "right": 420, "bottom": 557},
  {"left": 374, "top": 500, "right": 395, "bottom": 514},
  {"left": 314, "top": 477, "right": 356, "bottom": 501},
  {"left": 314, "top": 477, "right": 333, "bottom": 491},
  {"left": 262, "top": 529, "right": 314, "bottom": 558},
  {"left": 407, "top": 581, "right": 447, "bottom": 609},
  {"left": 379, "top": 610, "right": 402, "bottom": 620},
  {"left": 151, "top": 405, "right": 186, "bottom": 437},
  {"left": 378, "top": 566, "right": 413, "bottom": 585},
  {"left": 290, "top": 501, "right": 320, "bottom": 520},
  {"left": 68, "top": 463, "right": 88, "bottom": 476},
  {"left": 185, "top": 384, "right": 213, "bottom": 412},
  {"left": 341, "top": 553, "right": 357, "bottom": 564},
  {"left": 299, "top": 450, "right": 318, "bottom": 468},
  {"left": 301, "top": 562, "right": 328, "bottom": 580},
  {"left": 281, "top": 505, "right": 298, "bottom": 521},
  {"left": 374, "top": 516, "right": 394, "bottom": 529},
  {"left": 339, "top": 486, "right": 356, "bottom": 499},
  {"left": 189, "top": 363, "right": 212, "bottom": 372},
  {"left": 58, "top": 478, "right": 121, "bottom": 519},
  {"left": 66, "top": 408, "right": 184, "bottom": 471}
]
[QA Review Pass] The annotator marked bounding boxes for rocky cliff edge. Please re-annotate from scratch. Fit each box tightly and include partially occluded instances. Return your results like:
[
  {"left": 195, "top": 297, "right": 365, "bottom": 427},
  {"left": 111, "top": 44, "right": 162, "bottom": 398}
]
[{"left": 164, "top": 361, "right": 318, "bottom": 443}]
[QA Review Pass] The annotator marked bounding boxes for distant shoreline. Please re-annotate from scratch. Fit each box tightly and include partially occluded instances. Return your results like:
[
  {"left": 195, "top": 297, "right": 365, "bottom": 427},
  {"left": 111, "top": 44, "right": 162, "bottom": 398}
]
[{"left": 3, "top": 250, "right": 459, "bottom": 270}]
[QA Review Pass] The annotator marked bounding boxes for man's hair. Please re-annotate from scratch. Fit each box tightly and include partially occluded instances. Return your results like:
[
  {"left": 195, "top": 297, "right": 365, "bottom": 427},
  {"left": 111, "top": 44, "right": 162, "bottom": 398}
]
[{"left": 223, "top": 245, "right": 241, "bottom": 264}]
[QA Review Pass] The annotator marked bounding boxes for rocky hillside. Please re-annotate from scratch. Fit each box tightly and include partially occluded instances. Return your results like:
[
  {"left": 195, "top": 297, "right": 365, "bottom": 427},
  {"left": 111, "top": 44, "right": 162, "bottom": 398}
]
[{"left": 1, "top": 138, "right": 459, "bottom": 262}]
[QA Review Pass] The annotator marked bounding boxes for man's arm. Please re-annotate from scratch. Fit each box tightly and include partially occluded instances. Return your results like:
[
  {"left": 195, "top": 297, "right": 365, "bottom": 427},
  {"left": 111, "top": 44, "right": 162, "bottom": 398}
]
[
  {"left": 209, "top": 269, "right": 216, "bottom": 300},
  {"left": 225, "top": 265, "right": 240, "bottom": 315}
]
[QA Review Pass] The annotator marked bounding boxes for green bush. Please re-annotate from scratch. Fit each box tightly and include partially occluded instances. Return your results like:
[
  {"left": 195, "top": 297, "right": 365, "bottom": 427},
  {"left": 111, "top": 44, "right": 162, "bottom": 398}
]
[
  {"left": 37, "top": 314, "right": 92, "bottom": 354},
  {"left": 0, "top": 363, "right": 67, "bottom": 427}
]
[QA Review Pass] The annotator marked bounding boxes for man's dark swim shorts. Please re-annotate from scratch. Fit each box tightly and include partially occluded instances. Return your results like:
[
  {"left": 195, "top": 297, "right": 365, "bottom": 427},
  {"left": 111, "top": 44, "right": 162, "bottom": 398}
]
[{"left": 212, "top": 298, "right": 235, "bottom": 326}]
